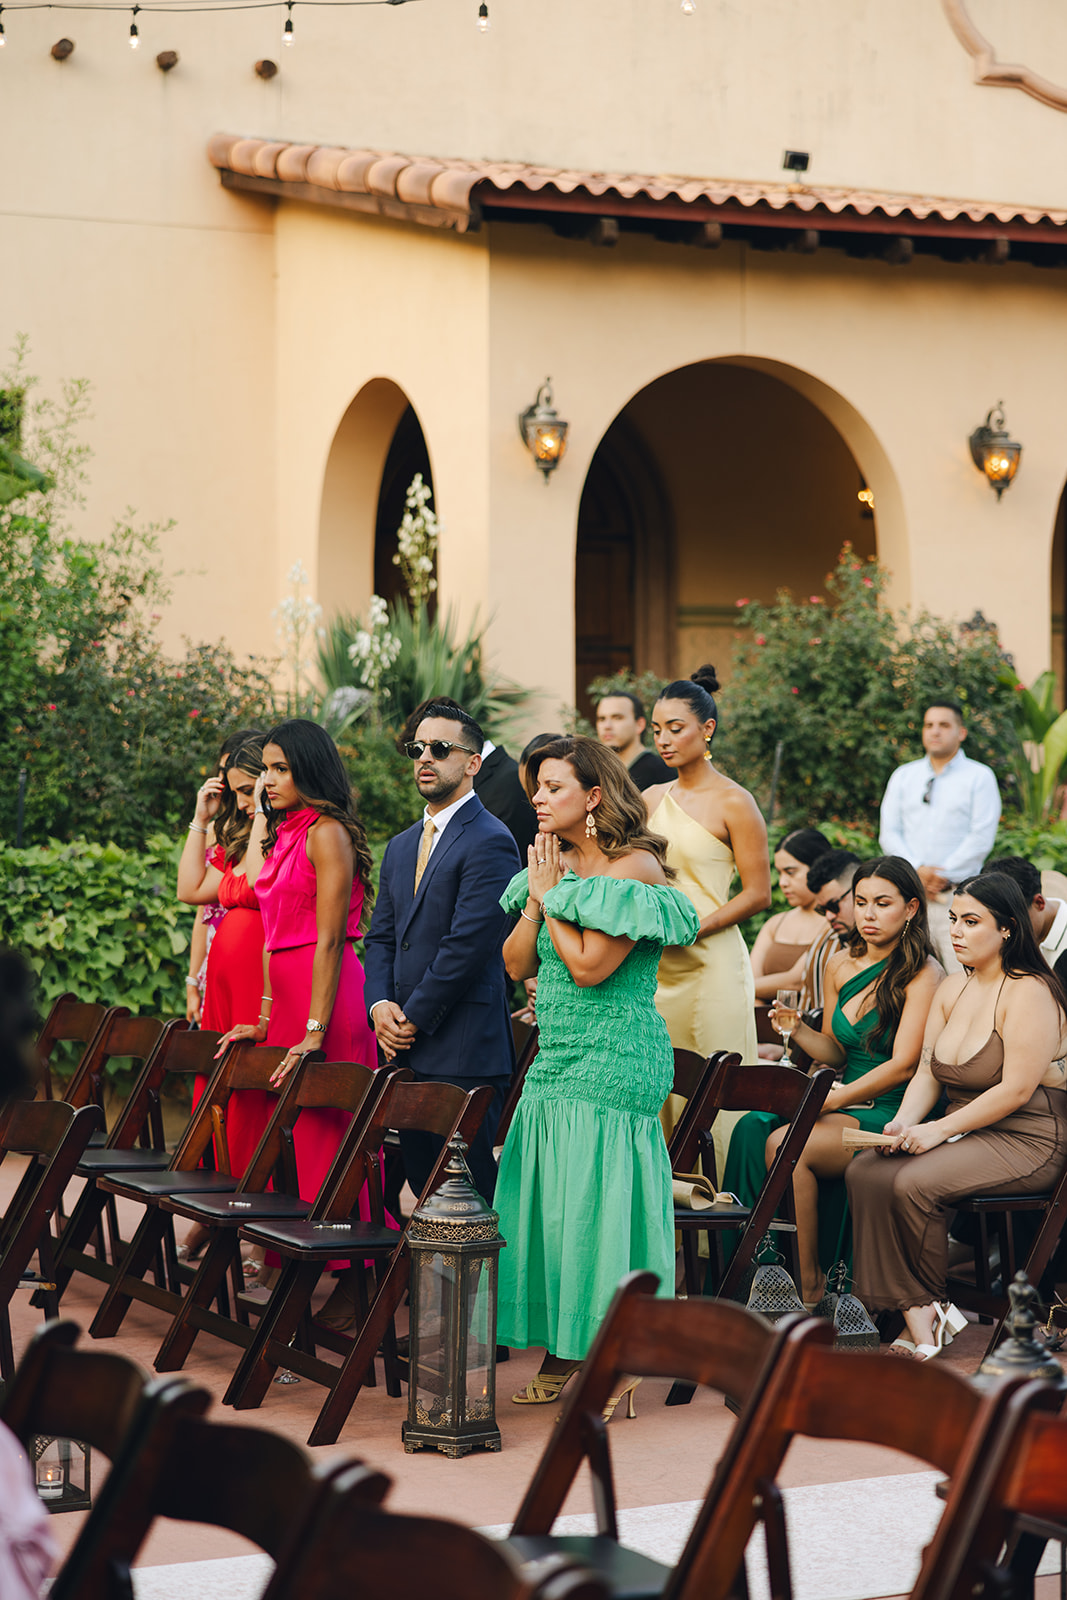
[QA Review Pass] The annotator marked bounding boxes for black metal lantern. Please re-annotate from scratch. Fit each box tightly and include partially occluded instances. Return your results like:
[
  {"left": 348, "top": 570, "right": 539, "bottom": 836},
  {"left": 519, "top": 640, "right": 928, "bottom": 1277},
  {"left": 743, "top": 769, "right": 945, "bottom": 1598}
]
[
  {"left": 813, "top": 1262, "right": 880, "bottom": 1351},
  {"left": 518, "top": 379, "right": 569, "bottom": 484},
  {"left": 402, "top": 1136, "right": 503, "bottom": 1458},
  {"left": 969, "top": 402, "right": 1022, "bottom": 500},
  {"left": 973, "top": 1272, "right": 1067, "bottom": 1395},
  {"left": 33, "top": 1435, "right": 91, "bottom": 1512}
]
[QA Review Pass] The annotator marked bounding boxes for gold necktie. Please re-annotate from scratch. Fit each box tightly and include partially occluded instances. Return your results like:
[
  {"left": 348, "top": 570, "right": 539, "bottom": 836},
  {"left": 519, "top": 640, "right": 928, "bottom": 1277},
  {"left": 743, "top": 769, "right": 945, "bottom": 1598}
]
[{"left": 413, "top": 816, "right": 436, "bottom": 895}]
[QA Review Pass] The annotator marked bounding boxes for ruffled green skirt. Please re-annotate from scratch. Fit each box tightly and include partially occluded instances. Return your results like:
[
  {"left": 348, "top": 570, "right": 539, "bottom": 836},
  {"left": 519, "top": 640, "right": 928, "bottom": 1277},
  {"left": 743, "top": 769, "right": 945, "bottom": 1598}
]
[{"left": 495, "top": 1093, "right": 675, "bottom": 1362}]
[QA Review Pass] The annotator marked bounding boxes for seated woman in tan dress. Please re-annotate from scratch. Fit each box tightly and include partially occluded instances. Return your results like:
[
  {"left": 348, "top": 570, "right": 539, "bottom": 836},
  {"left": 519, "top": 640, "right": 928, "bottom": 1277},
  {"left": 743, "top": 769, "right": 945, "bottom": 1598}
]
[{"left": 847, "top": 873, "right": 1067, "bottom": 1360}]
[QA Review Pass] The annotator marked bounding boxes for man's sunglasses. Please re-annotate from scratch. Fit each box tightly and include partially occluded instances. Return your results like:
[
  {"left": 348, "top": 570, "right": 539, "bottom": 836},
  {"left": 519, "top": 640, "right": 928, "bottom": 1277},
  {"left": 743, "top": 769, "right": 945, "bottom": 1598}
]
[
  {"left": 815, "top": 896, "right": 847, "bottom": 917},
  {"left": 404, "top": 740, "right": 478, "bottom": 762}
]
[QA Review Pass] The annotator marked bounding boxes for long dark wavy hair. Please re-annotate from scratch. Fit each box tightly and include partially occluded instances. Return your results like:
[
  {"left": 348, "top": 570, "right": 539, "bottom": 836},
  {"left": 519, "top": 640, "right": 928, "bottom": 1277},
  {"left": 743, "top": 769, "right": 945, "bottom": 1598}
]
[
  {"left": 261, "top": 720, "right": 374, "bottom": 921},
  {"left": 207, "top": 725, "right": 268, "bottom": 854},
  {"left": 850, "top": 856, "right": 934, "bottom": 1051},
  {"left": 956, "top": 873, "right": 1067, "bottom": 1016},
  {"left": 524, "top": 736, "right": 675, "bottom": 878},
  {"left": 217, "top": 738, "right": 265, "bottom": 865}
]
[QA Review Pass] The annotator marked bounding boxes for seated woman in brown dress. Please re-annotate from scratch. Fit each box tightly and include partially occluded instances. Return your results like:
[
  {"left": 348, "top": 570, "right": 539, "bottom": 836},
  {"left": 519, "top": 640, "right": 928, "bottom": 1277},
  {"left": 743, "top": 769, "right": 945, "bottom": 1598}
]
[{"left": 847, "top": 873, "right": 1067, "bottom": 1360}]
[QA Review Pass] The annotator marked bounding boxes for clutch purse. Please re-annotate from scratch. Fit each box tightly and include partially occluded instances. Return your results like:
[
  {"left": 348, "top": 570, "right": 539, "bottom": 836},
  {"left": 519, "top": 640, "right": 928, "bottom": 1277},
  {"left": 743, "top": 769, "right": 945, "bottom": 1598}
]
[{"left": 672, "top": 1173, "right": 740, "bottom": 1210}]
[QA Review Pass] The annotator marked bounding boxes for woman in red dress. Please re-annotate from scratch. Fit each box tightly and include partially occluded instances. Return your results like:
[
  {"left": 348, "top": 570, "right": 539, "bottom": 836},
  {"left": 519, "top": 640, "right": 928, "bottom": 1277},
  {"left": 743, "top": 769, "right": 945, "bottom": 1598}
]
[{"left": 177, "top": 738, "right": 270, "bottom": 1254}]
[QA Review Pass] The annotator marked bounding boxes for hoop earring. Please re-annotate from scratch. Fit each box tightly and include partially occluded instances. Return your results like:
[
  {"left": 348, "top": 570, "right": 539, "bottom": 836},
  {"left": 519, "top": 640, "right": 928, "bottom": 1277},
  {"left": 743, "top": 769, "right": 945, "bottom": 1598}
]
[{"left": 585, "top": 809, "right": 598, "bottom": 839}]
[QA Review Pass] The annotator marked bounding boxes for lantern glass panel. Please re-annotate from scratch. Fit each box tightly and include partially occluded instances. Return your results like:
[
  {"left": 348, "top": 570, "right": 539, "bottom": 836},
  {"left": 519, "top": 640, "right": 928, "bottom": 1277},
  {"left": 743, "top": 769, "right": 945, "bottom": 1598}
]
[
  {"left": 463, "top": 1255, "right": 496, "bottom": 1414},
  {"left": 531, "top": 422, "right": 568, "bottom": 466},
  {"left": 412, "top": 1249, "right": 456, "bottom": 1427},
  {"left": 33, "top": 1435, "right": 90, "bottom": 1511}
]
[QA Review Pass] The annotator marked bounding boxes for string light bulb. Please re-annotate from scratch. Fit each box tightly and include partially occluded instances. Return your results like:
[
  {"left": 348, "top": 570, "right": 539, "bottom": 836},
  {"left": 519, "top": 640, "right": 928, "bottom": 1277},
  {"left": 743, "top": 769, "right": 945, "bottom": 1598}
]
[
  {"left": 283, "top": 1, "right": 293, "bottom": 43},
  {"left": 681, "top": 0, "right": 695, "bottom": 11},
  {"left": 476, "top": 2, "right": 488, "bottom": 30},
  {"left": 129, "top": 4, "right": 139, "bottom": 46},
  {"left": 0, "top": 8, "right": 6, "bottom": 46}
]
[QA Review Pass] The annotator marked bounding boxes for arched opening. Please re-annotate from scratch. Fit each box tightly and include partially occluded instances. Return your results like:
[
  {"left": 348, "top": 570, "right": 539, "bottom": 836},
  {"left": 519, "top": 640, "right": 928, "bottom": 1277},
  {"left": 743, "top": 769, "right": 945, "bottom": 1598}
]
[
  {"left": 1052, "top": 480, "right": 1067, "bottom": 705},
  {"left": 574, "top": 360, "right": 881, "bottom": 714},
  {"left": 373, "top": 404, "right": 435, "bottom": 610},
  {"left": 318, "top": 377, "right": 412, "bottom": 623}
]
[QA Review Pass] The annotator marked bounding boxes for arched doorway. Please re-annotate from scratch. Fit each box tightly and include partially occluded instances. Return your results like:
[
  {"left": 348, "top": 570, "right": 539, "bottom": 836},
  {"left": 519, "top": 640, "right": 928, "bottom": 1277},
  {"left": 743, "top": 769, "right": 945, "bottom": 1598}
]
[
  {"left": 318, "top": 377, "right": 412, "bottom": 622},
  {"left": 373, "top": 404, "right": 435, "bottom": 609},
  {"left": 574, "top": 361, "right": 879, "bottom": 712},
  {"left": 1052, "top": 481, "right": 1067, "bottom": 705}
]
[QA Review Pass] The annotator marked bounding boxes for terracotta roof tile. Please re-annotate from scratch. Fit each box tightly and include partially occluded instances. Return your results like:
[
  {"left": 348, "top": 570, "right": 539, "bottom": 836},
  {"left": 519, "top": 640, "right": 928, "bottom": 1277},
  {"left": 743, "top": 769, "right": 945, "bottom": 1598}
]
[{"left": 207, "top": 135, "right": 1067, "bottom": 237}]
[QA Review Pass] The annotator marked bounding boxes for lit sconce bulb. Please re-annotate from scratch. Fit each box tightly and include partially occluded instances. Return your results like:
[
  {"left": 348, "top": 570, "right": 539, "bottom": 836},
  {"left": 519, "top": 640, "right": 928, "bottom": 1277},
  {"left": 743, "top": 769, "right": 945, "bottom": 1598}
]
[
  {"left": 283, "top": 3, "right": 293, "bottom": 43},
  {"left": 0, "top": 9, "right": 6, "bottom": 46},
  {"left": 476, "top": 2, "right": 488, "bottom": 29},
  {"left": 681, "top": 0, "right": 696, "bottom": 12},
  {"left": 129, "top": 6, "right": 140, "bottom": 46}
]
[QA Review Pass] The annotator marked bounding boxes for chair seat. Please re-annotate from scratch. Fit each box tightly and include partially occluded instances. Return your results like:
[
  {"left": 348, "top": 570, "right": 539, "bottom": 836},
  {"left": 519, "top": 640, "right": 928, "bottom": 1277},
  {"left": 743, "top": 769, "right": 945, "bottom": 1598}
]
[
  {"left": 76, "top": 1148, "right": 171, "bottom": 1175},
  {"left": 504, "top": 1535, "right": 671, "bottom": 1600},
  {"left": 955, "top": 1192, "right": 1050, "bottom": 1211},
  {"left": 240, "top": 1217, "right": 402, "bottom": 1258},
  {"left": 674, "top": 1203, "right": 751, "bottom": 1228},
  {"left": 99, "top": 1170, "right": 238, "bottom": 1201},
  {"left": 160, "top": 1191, "right": 311, "bottom": 1225},
  {"left": 87, "top": 1130, "right": 108, "bottom": 1147}
]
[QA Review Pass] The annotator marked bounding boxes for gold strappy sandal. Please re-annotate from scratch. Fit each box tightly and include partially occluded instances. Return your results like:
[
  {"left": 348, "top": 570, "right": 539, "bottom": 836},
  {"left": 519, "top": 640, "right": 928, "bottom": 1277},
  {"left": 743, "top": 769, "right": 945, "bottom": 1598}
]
[{"left": 512, "top": 1370, "right": 577, "bottom": 1405}]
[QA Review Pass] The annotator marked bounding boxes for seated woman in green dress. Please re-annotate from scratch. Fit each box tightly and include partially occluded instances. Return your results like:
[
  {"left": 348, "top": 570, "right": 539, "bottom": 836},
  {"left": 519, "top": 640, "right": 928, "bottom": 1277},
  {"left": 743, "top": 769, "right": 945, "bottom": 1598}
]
[
  {"left": 496, "top": 736, "right": 700, "bottom": 1413},
  {"left": 723, "top": 856, "right": 941, "bottom": 1306}
]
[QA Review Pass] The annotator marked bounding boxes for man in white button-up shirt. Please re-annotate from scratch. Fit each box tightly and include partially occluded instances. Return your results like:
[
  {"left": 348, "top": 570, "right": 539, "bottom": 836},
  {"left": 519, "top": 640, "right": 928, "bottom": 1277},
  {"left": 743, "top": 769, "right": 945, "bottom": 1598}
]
[{"left": 879, "top": 699, "right": 1001, "bottom": 971}]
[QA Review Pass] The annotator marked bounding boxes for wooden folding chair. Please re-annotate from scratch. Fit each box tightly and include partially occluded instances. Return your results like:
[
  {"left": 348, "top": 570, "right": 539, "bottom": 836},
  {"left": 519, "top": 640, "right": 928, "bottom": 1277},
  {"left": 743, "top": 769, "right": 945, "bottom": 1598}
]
[
  {"left": 495, "top": 1023, "right": 541, "bottom": 1149},
  {"left": 277, "top": 1460, "right": 608, "bottom": 1600},
  {"left": 44, "top": 1024, "right": 223, "bottom": 1304},
  {"left": 673, "top": 1059, "right": 834, "bottom": 1304},
  {"left": 63, "top": 1010, "right": 170, "bottom": 1121},
  {"left": 224, "top": 1077, "right": 493, "bottom": 1445},
  {"left": 910, "top": 1379, "right": 1067, "bottom": 1600},
  {"left": 152, "top": 1058, "right": 385, "bottom": 1373},
  {"left": 0, "top": 1318, "right": 210, "bottom": 1521},
  {"left": 0, "top": 1100, "right": 104, "bottom": 1375},
  {"left": 946, "top": 1161, "right": 1067, "bottom": 1357},
  {"left": 506, "top": 1271, "right": 832, "bottom": 1600},
  {"left": 88, "top": 1043, "right": 306, "bottom": 1341},
  {"left": 35, "top": 993, "right": 112, "bottom": 1101},
  {"left": 679, "top": 1334, "right": 1038, "bottom": 1600},
  {"left": 49, "top": 1409, "right": 390, "bottom": 1600}
]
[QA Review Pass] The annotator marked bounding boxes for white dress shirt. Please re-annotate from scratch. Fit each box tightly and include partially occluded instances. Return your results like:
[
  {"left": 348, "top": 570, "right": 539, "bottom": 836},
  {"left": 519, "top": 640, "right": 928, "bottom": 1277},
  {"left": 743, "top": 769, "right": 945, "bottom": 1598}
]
[
  {"left": 1041, "top": 899, "right": 1067, "bottom": 970},
  {"left": 878, "top": 749, "right": 1001, "bottom": 882}
]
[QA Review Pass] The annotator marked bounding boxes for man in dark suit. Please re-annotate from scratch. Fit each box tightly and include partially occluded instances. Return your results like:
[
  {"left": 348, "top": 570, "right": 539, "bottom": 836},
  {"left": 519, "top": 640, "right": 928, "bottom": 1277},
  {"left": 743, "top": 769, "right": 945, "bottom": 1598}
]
[
  {"left": 473, "top": 739, "right": 538, "bottom": 856},
  {"left": 364, "top": 702, "right": 521, "bottom": 1203}
]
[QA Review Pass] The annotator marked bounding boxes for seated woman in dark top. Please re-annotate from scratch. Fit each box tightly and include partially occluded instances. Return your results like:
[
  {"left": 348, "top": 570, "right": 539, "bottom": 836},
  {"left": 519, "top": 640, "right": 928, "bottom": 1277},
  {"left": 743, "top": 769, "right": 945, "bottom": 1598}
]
[
  {"left": 724, "top": 857, "right": 941, "bottom": 1305},
  {"left": 847, "top": 873, "right": 1067, "bottom": 1359}
]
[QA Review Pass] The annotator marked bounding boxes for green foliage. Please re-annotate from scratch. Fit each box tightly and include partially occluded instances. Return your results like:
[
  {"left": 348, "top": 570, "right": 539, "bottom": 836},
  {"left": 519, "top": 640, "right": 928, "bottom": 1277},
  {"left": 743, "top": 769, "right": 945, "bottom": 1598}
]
[
  {"left": 0, "top": 835, "right": 192, "bottom": 1065},
  {"left": 0, "top": 343, "right": 277, "bottom": 848},
  {"left": 995, "top": 667, "right": 1067, "bottom": 823},
  {"left": 714, "top": 547, "right": 1018, "bottom": 830},
  {"left": 337, "top": 725, "right": 423, "bottom": 843}
]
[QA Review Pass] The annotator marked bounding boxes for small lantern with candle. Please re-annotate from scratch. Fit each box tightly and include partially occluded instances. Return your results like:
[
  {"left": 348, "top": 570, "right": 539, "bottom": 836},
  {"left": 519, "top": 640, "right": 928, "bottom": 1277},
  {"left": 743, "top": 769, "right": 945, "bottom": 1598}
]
[
  {"left": 402, "top": 1135, "right": 503, "bottom": 1458},
  {"left": 33, "top": 1435, "right": 91, "bottom": 1511}
]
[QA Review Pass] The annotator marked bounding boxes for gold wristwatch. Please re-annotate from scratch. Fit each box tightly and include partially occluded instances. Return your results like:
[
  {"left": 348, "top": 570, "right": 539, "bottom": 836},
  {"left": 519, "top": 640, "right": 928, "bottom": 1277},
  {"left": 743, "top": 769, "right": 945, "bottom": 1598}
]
[{"left": 306, "top": 1018, "right": 327, "bottom": 1034}]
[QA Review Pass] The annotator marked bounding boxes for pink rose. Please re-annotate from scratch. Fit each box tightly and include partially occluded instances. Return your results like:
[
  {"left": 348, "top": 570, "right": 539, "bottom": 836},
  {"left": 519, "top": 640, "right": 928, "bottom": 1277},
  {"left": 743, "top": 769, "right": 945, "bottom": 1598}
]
[
  {"left": 188, "top": 709, "right": 200, "bottom": 719},
  {"left": 809, "top": 595, "right": 823, "bottom": 604},
  {"left": 791, "top": 687, "right": 799, "bottom": 695},
  {"left": 755, "top": 634, "right": 767, "bottom": 646},
  {"left": 810, "top": 638, "right": 822, "bottom": 646},
  {"left": 735, "top": 597, "right": 750, "bottom": 608},
  {"left": 862, "top": 577, "right": 873, "bottom": 588},
  {"left": 46, "top": 703, "right": 57, "bottom": 711}
]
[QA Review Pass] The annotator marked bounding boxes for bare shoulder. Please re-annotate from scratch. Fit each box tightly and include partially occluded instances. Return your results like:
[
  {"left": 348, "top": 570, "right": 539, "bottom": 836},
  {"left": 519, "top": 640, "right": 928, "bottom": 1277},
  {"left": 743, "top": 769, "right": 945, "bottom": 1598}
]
[
  {"left": 825, "top": 947, "right": 856, "bottom": 983},
  {"left": 932, "top": 970, "right": 967, "bottom": 1007},
  {"left": 604, "top": 850, "right": 668, "bottom": 887},
  {"left": 910, "top": 955, "right": 945, "bottom": 993},
  {"left": 642, "top": 781, "right": 671, "bottom": 813},
  {"left": 307, "top": 813, "right": 352, "bottom": 856},
  {"left": 1003, "top": 972, "right": 1060, "bottom": 1014}
]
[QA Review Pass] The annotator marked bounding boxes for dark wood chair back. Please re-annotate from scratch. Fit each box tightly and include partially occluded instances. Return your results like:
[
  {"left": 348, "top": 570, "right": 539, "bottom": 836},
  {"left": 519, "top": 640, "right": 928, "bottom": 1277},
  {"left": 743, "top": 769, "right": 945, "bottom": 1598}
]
[
  {"left": 667, "top": 1049, "right": 739, "bottom": 1169},
  {"left": 49, "top": 1412, "right": 386, "bottom": 1600},
  {"left": 512, "top": 1273, "right": 832, "bottom": 1546},
  {"left": 675, "top": 1338, "right": 1033, "bottom": 1600},
  {"left": 282, "top": 1468, "right": 608, "bottom": 1600},
  {"left": 494, "top": 1024, "right": 541, "bottom": 1148},
  {"left": 64, "top": 1011, "right": 169, "bottom": 1114},
  {"left": 35, "top": 994, "right": 112, "bottom": 1100},
  {"left": 909, "top": 1379, "right": 1066, "bottom": 1600},
  {"left": 167, "top": 1041, "right": 306, "bottom": 1174},
  {"left": 106, "top": 1023, "right": 224, "bottom": 1153}
]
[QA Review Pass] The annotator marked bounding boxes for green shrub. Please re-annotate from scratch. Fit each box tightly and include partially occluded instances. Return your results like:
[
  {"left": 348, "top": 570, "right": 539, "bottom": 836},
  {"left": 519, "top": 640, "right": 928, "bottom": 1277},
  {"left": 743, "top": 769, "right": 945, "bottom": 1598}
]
[
  {"left": 714, "top": 548, "right": 1018, "bottom": 829},
  {"left": 0, "top": 835, "right": 193, "bottom": 1053}
]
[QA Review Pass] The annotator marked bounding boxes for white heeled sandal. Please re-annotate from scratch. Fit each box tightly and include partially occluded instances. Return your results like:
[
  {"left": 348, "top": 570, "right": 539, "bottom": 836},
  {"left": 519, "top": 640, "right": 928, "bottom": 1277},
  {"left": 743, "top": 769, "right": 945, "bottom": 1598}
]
[{"left": 912, "top": 1302, "right": 967, "bottom": 1361}]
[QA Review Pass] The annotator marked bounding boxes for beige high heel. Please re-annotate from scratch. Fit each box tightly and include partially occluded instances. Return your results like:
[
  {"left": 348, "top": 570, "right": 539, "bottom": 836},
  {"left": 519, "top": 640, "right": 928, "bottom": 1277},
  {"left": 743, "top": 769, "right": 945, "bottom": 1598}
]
[
  {"left": 512, "top": 1369, "right": 578, "bottom": 1405},
  {"left": 602, "top": 1377, "right": 641, "bottom": 1421}
]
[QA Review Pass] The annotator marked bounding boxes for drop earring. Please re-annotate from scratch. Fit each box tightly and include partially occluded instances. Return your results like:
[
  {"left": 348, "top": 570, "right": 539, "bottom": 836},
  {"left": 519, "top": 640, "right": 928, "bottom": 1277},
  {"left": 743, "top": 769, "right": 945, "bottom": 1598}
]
[
  {"left": 585, "top": 809, "right": 598, "bottom": 839},
  {"left": 704, "top": 735, "right": 713, "bottom": 762}
]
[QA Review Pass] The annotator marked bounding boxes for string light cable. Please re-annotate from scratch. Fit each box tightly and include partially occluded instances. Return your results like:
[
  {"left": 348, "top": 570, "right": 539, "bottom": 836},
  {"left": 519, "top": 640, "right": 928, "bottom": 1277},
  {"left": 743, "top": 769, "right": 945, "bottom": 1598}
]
[{"left": 0, "top": 0, "right": 425, "bottom": 15}]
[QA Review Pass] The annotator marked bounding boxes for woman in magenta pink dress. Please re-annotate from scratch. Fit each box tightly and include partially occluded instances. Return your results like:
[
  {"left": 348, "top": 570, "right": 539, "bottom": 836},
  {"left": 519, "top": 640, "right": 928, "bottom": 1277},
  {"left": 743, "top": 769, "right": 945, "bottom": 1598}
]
[{"left": 219, "top": 719, "right": 377, "bottom": 1212}]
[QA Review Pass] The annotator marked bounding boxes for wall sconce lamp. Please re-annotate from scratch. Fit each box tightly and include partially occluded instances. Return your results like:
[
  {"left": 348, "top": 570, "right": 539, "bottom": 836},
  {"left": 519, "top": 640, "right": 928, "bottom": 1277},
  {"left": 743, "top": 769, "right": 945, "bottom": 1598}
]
[
  {"left": 969, "top": 402, "right": 1022, "bottom": 500},
  {"left": 519, "top": 379, "right": 568, "bottom": 484}
]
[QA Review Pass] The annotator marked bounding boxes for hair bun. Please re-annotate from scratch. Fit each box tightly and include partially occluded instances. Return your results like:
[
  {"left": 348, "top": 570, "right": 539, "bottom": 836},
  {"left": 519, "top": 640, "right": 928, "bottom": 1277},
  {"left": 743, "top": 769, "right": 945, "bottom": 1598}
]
[{"left": 690, "top": 664, "right": 721, "bottom": 695}]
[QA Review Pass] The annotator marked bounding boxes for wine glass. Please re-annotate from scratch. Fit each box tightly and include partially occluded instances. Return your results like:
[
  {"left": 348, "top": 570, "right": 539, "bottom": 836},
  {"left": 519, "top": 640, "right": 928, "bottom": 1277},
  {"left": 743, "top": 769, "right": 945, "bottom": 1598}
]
[{"left": 774, "top": 989, "right": 801, "bottom": 1065}]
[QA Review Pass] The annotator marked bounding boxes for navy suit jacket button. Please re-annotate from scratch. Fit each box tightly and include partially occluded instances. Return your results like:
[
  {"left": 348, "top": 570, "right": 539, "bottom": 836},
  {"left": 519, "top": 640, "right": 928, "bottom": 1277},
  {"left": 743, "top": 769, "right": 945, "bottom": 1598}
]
[{"left": 401, "top": 941, "right": 409, "bottom": 950}]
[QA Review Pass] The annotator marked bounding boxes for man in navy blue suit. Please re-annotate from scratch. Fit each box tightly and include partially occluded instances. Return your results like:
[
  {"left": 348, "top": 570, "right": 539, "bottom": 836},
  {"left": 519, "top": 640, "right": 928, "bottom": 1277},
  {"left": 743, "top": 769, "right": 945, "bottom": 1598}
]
[{"left": 364, "top": 702, "right": 521, "bottom": 1203}]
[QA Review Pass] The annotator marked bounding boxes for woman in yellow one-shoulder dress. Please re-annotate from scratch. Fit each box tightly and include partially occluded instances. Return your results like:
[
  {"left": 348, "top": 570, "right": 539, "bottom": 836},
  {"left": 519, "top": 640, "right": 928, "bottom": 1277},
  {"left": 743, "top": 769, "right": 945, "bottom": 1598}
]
[{"left": 644, "top": 666, "right": 772, "bottom": 1177}]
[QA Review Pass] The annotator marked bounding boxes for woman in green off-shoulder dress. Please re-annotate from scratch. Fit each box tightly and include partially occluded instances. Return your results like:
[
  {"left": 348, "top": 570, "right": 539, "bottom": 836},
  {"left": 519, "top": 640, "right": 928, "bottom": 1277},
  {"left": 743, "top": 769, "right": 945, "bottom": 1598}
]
[{"left": 495, "top": 736, "right": 700, "bottom": 1409}]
